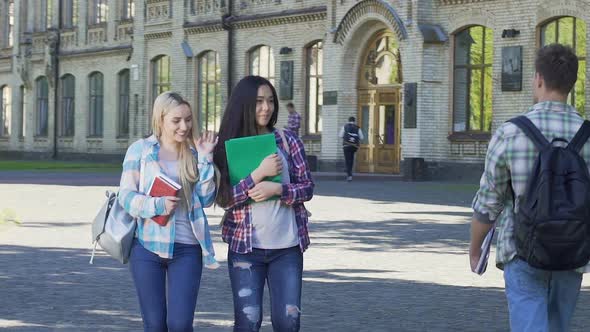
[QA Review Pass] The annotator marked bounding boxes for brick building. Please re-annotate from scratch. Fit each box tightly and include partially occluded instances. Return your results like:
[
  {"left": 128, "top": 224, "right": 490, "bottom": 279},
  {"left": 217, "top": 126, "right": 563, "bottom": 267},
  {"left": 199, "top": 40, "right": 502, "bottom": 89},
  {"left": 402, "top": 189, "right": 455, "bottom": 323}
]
[{"left": 0, "top": 0, "right": 588, "bottom": 179}]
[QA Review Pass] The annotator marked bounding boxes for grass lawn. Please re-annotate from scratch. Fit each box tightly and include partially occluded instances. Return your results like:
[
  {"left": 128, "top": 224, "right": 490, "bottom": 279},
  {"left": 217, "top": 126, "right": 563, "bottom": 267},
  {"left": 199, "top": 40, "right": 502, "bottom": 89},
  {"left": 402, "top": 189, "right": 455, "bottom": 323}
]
[{"left": 0, "top": 160, "right": 121, "bottom": 173}]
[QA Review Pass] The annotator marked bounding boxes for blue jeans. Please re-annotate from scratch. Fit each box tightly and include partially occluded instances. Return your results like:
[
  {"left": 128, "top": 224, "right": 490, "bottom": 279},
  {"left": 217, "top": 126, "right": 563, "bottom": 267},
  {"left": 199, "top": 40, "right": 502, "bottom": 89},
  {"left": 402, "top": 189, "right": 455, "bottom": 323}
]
[
  {"left": 504, "top": 258, "right": 583, "bottom": 332},
  {"left": 129, "top": 241, "right": 203, "bottom": 332},
  {"left": 228, "top": 246, "right": 303, "bottom": 332}
]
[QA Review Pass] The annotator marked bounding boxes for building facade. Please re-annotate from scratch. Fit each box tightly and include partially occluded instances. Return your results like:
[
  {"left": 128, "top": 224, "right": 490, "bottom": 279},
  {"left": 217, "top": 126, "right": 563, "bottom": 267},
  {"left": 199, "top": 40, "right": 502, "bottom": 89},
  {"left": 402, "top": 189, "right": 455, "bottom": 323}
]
[{"left": 0, "top": 0, "right": 588, "bottom": 178}]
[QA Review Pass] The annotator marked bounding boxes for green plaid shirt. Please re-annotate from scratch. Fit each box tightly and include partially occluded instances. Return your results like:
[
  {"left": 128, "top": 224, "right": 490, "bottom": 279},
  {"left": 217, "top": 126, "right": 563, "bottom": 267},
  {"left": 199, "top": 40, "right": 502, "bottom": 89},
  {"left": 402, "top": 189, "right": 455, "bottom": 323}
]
[{"left": 472, "top": 101, "right": 590, "bottom": 272}]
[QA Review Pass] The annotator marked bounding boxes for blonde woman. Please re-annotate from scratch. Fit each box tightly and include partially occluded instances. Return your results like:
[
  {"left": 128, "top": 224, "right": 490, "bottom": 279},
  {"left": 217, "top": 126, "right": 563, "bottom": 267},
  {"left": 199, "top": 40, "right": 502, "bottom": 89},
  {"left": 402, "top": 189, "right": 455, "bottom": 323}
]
[{"left": 119, "top": 91, "right": 219, "bottom": 332}]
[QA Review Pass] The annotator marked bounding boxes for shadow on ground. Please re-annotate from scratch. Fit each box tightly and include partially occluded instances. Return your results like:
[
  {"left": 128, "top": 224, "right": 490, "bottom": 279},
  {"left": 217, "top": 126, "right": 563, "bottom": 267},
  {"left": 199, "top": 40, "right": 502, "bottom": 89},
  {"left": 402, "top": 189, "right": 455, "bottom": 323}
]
[
  {"left": 309, "top": 218, "right": 469, "bottom": 254},
  {"left": 1, "top": 245, "right": 589, "bottom": 331}
]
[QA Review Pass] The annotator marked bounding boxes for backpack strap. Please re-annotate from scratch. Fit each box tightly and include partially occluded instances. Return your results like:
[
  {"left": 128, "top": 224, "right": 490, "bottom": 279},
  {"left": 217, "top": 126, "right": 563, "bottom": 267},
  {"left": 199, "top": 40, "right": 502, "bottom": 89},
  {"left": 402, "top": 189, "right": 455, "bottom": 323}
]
[
  {"left": 568, "top": 120, "right": 590, "bottom": 153},
  {"left": 508, "top": 116, "right": 549, "bottom": 150}
]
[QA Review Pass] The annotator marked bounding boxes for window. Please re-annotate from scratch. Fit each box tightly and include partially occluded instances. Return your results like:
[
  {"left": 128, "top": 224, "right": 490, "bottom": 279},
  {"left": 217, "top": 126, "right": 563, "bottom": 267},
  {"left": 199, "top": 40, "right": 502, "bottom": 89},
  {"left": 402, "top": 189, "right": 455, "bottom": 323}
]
[
  {"left": 198, "top": 51, "right": 221, "bottom": 132},
  {"left": 18, "top": 85, "right": 25, "bottom": 137},
  {"left": 6, "top": 0, "right": 14, "bottom": 47},
  {"left": 306, "top": 41, "right": 323, "bottom": 134},
  {"left": 121, "top": 0, "right": 134, "bottom": 20},
  {"left": 38, "top": 2, "right": 46, "bottom": 31},
  {"left": 59, "top": 74, "right": 75, "bottom": 137},
  {"left": 61, "top": 0, "right": 78, "bottom": 28},
  {"left": 151, "top": 55, "right": 171, "bottom": 106},
  {"left": 37, "top": 0, "right": 53, "bottom": 31},
  {"left": 89, "top": 72, "right": 103, "bottom": 137},
  {"left": 452, "top": 25, "right": 494, "bottom": 132},
  {"left": 89, "top": 0, "right": 108, "bottom": 25},
  {"left": 541, "top": 17, "right": 586, "bottom": 116},
  {"left": 249, "top": 45, "right": 275, "bottom": 85},
  {"left": 36, "top": 77, "right": 49, "bottom": 136},
  {"left": 0, "top": 85, "right": 11, "bottom": 137},
  {"left": 19, "top": 0, "right": 27, "bottom": 34},
  {"left": 118, "top": 69, "right": 130, "bottom": 136}
]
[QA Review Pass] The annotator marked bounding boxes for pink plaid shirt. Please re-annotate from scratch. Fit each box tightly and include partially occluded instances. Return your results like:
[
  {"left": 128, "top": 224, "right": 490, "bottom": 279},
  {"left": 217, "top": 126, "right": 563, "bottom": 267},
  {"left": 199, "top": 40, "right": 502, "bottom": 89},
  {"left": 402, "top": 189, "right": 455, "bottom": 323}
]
[{"left": 221, "top": 129, "right": 314, "bottom": 253}]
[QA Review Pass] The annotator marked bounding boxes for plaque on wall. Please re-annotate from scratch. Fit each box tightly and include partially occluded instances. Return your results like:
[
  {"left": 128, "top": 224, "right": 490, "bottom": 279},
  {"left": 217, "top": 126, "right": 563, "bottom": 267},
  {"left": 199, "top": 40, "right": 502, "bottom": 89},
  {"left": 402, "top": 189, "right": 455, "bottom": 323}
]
[
  {"left": 279, "top": 61, "right": 293, "bottom": 100},
  {"left": 501, "top": 46, "right": 523, "bottom": 91},
  {"left": 404, "top": 83, "right": 417, "bottom": 128},
  {"left": 323, "top": 91, "right": 338, "bottom": 105}
]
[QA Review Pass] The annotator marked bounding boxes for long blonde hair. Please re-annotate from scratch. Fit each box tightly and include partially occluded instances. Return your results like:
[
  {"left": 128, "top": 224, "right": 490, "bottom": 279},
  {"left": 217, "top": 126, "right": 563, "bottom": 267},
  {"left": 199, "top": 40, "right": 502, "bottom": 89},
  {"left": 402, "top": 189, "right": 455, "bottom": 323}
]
[{"left": 151, "top": 91, "right": 198, "bottom": 208}]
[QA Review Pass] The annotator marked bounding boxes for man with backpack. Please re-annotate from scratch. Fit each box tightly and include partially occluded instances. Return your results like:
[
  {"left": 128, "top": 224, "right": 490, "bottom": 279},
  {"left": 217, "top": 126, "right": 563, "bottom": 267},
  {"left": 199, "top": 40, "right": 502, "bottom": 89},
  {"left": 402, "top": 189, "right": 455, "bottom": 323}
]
[
  {"left": 470, "top": 44, "right": 590, "bottom": 331},
  {"left": 339, "top": 116, "right": 364, "bottom": 182}
]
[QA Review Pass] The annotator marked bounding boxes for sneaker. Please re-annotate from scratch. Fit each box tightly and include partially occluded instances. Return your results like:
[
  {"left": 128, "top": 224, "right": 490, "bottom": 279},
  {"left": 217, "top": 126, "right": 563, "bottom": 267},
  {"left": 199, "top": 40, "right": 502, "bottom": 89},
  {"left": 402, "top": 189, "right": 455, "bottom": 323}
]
[{"left": 347, "top": 176, "right": 352, "bottom": 182}]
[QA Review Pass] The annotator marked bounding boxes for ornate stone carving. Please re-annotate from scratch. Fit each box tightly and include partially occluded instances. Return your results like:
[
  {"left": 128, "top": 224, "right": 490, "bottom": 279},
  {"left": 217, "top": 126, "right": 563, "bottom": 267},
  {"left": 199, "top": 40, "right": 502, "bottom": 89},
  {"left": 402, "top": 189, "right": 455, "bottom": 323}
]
[
  {"left": 117, "top": 22, "right": 134, "bottom": 41},
  {"left": 147, "top": 0, "right": 170, "bottom": 22},
  {"left": 333, "top": 0, "right": 408, "bottom": 45},
  {"left": 438, "top": 0, "right": 495, "bottom": 4}
]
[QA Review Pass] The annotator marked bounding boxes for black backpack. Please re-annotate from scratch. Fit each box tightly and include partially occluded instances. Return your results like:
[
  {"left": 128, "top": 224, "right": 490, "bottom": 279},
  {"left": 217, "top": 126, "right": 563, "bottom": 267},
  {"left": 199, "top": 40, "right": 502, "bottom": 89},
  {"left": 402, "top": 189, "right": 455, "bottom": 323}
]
[
  {"left": 343, "top": 124, "right": 360, "bottom": 147},
  {"left": 508, "top": 116, "right": 590, "bottom": 270}
]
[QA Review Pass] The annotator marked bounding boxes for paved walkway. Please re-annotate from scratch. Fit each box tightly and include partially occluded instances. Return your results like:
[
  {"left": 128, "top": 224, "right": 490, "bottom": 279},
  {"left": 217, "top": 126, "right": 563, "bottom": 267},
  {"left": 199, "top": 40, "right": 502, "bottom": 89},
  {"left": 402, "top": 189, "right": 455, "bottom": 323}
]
[{"left": 0, "top": 175, "right": 589, "bottom": 331}]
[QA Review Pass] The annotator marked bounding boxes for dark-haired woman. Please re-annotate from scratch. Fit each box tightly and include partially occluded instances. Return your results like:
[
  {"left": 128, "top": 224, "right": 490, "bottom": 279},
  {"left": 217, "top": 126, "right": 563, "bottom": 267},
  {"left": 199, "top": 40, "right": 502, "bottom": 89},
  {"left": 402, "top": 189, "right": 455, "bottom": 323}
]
[{"left": 213, "top": 76, "right": 314, "bottom": 332}]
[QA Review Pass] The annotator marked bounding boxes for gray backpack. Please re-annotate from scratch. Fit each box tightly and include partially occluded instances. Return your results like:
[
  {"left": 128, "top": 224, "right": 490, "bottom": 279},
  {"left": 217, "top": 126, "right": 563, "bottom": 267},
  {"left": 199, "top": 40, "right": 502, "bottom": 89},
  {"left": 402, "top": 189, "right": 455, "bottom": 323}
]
[{"left": 90, "top": 142, "right": 149, "bottom": 264}]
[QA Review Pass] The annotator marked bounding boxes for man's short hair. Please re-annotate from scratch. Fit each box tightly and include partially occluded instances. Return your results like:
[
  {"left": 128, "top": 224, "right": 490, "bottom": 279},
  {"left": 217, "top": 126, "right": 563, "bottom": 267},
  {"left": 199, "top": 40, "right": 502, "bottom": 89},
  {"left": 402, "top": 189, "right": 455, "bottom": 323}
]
[
  {"left": 535, "top": 44, "right": 578, "bottom": 95},
  {"left": 286, "top": 102, "right": 294, "bottom": 108},
  {"left": 348, "top": 116, "right": 356, "bottom": 122}
]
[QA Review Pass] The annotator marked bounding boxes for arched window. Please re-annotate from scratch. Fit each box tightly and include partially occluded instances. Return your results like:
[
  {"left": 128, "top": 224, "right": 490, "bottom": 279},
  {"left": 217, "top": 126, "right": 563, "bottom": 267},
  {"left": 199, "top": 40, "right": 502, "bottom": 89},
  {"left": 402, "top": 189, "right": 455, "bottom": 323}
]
[
  {"left": 541, "top": 17, "right": 586, "bottom": 115},
  {"left": 19, "top": 85, "right": 25, "bottom": 137},
  {"left": 198, "top": 51, "right": 221, "bottom": 132},
  {"left": 118, "top": 69, "right": 130, "bottom": 136},
  {"left": 0, "top": 85, "right": 11, "bottom": 137},
  {"left": 452, "top": 25, "right": 494, "bottom": 132},
  {"left": 249, "top": 45, "right": 275, "bottom": 85},
  {"left": 88, "top": 72, "right": 103, "bottom": 137},
  {"left": 59, "top": 74, "right": 75, "bottom": 137},
  {"left": 306, "top": 41, "right": 323, "bottom": 134},
  {"left": 360, "top": 33, "right": 402, "bottom": 87},
  {"left": 35, "top": 77, "right": 49, "bottom": 136},
  {"left": 151, "top": 55, "right": 171, "bottom": 105}
]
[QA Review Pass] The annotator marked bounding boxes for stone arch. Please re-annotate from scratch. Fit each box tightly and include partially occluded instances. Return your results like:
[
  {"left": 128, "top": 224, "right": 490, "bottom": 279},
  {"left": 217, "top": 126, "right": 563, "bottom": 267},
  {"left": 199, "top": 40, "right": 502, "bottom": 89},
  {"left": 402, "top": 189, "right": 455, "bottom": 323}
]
[
  {"left": 333, "top": 0, "right": 407, "bottom": 45},
  {"left": 447, "top": 8, "right": 496, "bottom": 36},
  {"left": 536, "top": 1, "right": 590, "bottom": 26}
]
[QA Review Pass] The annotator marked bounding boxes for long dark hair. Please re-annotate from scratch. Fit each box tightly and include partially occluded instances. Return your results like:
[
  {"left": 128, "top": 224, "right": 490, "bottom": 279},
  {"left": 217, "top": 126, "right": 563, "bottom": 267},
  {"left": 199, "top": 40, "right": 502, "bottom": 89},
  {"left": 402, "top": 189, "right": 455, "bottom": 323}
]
[{"left": 213, "top": 76, "right": 279, "bottom": 207}]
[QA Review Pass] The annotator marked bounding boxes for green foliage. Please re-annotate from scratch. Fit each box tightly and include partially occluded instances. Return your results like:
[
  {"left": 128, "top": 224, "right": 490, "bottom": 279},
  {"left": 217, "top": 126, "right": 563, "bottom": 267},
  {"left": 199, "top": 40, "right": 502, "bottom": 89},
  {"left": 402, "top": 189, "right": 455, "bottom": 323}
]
[{"left": 0, "top": 160, "right": 121, "bottom": 172}]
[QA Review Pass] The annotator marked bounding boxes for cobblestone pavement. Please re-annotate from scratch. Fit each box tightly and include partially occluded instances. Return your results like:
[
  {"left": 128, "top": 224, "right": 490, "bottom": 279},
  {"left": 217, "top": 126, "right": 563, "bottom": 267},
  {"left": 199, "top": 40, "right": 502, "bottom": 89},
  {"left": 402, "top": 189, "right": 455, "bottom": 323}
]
[{"left": 1, "top": 174, "right": 589, "bottom": 331}]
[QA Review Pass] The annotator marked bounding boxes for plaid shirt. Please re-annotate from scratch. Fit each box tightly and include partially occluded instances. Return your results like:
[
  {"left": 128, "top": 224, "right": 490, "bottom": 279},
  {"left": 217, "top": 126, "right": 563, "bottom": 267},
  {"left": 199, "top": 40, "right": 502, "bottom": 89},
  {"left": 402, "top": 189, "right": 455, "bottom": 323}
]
[
  {"left": 286, "top": 112, "right": 301, "bottom": 136},
  {"left": 222, "top": 129, "right": 314, "bottom": 254},
  {"left": 119, "top": 135, "right": 219, "bottom": 268},
  {"left": 473, "top": 101, "right": 590, "bottom": 272}
]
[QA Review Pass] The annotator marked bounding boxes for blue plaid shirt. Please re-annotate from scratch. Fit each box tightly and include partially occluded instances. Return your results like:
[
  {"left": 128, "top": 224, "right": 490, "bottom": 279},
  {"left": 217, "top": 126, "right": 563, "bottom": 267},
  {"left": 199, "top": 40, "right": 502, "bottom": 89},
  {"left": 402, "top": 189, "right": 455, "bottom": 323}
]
[{"left": 118, "top": 135, "right": 219, "bottom": 269}]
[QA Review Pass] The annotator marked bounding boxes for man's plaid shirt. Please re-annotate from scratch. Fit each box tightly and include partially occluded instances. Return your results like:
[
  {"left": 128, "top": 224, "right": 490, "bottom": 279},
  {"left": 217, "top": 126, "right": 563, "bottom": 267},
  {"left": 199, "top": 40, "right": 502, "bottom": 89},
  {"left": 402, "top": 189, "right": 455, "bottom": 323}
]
[
  {"left": 221, "top": 129, "right": 314, "bottom": 254},
  {"left": 472, "top": 101, "right": 590, "bottom": 271},
  {"left": 286, "top": 112, "right": 301, "bottom": 136}
]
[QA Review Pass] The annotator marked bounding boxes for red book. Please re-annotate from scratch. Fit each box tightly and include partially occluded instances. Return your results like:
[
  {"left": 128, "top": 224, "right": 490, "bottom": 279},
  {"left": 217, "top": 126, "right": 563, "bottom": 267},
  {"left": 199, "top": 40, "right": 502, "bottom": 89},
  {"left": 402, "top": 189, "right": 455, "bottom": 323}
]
[{"left": 147, "top": 173, "right": 181, "bottom": 226}]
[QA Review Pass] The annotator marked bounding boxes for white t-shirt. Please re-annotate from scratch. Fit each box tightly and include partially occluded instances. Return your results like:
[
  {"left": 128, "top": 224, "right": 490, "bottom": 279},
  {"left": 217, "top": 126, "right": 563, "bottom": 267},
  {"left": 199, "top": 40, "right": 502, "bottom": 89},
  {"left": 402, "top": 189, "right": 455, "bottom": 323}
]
[
  {"left": 160, "top": 160, "right": 198, "bottom": 245},
  {"left": 251, "top": 150, "right": 299, "bottom": 249}
]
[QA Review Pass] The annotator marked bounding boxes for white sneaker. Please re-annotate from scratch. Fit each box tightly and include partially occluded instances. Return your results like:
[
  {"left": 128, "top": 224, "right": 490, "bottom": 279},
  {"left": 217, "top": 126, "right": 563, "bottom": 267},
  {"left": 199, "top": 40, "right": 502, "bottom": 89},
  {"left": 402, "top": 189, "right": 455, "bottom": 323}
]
[{"left": 347, "top": 176, "right": 352, "bottom": 182}]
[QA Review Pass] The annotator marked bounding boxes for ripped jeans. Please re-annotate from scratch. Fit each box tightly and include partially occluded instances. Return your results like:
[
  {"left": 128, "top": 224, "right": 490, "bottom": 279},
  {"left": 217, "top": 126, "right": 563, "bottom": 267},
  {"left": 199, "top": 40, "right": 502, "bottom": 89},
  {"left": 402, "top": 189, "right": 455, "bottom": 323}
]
[{"left": 228, "top": 246, "right": 303, "bottom": 332}]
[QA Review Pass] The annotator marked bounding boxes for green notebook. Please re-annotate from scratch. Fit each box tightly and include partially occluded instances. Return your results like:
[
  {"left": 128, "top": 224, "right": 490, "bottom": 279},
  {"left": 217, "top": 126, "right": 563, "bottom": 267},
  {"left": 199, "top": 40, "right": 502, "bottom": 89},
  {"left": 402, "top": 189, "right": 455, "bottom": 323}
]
[{"left": 225, "top": 133, "right": 281, "bottom": 186}]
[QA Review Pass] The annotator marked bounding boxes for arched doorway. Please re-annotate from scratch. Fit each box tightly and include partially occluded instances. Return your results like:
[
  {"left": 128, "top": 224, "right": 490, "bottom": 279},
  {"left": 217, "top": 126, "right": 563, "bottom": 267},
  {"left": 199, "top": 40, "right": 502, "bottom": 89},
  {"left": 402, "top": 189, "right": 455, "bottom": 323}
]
[{"left": 357, "top": 30, "right": 402, "bottom": 173}]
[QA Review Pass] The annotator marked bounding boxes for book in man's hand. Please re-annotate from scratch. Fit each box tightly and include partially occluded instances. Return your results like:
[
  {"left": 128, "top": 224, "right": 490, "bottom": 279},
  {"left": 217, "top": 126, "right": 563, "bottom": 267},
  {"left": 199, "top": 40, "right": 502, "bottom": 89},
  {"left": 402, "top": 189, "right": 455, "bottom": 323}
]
[
  {"left": 147, "top": 173, "right": 181, "bottom": 226},
  {"left": 474, "top": 225, "right": 496, "bottom": 275}
]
